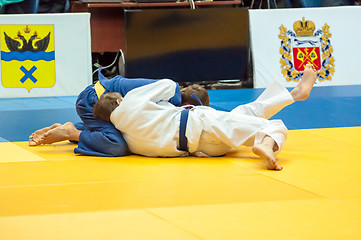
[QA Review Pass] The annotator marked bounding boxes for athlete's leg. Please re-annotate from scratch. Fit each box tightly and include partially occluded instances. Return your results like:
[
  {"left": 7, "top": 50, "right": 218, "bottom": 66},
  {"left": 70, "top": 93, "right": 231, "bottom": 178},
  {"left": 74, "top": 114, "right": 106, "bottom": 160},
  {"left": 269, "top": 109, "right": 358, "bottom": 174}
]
[
  {"left": 29, "top": 123, "right": 62, "bottom": 146},
  {"left": 36, "top": 122, "right": 81, "bottom": 145},
  {"left": 252, "top": 135, "right": 283, "bottom": 171},
  {"left": 231, "top": 63, "right": 317, "bottom": 119}
]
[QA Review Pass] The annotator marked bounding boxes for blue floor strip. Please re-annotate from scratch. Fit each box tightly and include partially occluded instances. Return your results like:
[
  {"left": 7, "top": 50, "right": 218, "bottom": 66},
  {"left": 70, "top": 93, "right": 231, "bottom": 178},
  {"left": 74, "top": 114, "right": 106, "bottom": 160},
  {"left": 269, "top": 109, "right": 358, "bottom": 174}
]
[
  {"left": 209, "top": 84, "right": 361, "bottom": 130},
  {"left": 0, "top": 136, "right": 9, "bottom": 143},
  {"left": 0, "top": 96, "right": 80, "bottom": 142},
  {"left": 0, "top": 96, "right": 78, "bottom": 111},
  {"left": 1, "top": 85, "right": 361, "bottom": 142}
]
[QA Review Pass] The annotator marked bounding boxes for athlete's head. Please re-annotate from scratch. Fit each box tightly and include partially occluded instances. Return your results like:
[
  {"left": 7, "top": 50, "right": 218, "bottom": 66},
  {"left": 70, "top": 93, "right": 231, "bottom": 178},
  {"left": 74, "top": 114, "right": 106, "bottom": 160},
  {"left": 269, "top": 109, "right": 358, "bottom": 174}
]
[
  {"left": 180, "top": 84, "right": 209, "bottom": 107},
  {"left": 93, "top": 92, "right": 122, "bottom": 123}
]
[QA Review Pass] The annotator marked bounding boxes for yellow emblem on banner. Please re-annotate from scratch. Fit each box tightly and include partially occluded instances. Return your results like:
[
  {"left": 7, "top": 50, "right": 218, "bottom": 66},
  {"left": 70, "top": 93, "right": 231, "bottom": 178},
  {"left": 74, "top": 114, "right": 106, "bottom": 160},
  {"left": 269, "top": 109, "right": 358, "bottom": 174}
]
[
  {"left": 278, "top": 18, "right": 335, "bottom": 83},
  {"left": 0, "top": 24, "right": 55, "bottom": 92}
]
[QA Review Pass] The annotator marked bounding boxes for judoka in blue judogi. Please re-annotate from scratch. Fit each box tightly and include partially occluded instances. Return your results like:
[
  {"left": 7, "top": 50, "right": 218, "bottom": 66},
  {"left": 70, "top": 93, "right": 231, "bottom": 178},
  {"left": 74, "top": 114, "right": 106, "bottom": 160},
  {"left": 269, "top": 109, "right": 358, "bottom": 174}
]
[{"left": 29, "top": 68, "right": 182, "bottom": 157}]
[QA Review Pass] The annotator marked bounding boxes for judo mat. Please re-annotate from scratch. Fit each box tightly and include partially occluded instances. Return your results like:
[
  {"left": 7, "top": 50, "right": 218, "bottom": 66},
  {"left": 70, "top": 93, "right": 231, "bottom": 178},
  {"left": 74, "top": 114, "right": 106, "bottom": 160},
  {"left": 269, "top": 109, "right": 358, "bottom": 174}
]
[{"left": 1, "top": 85, "right": 361, "bottom": 240}]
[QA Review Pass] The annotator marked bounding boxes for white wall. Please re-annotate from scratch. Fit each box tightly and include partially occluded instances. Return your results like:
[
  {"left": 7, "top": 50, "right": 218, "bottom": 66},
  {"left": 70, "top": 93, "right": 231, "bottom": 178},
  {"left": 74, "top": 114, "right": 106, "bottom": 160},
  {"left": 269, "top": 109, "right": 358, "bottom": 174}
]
[{"left": 250, "top": 6, "right": 361, "bottom": 88}]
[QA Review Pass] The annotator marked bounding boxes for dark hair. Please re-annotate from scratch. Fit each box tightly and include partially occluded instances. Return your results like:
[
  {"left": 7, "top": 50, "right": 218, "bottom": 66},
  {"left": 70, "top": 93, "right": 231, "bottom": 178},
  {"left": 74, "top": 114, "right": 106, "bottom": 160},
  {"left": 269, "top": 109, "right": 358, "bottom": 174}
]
[
  {"left": 93, "top": 92, "right": 122, "bottom": 123},
  {"left": 181, "top": 84, "right": 209, "bottom": 106}
]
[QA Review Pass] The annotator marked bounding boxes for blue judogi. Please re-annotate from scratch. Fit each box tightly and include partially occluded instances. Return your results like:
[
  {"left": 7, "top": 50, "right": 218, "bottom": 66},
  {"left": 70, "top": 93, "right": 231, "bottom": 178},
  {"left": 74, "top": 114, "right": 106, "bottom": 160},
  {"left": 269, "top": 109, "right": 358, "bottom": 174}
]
[{"left": 73, "top": 69, "right": 182, "bottom": 157}]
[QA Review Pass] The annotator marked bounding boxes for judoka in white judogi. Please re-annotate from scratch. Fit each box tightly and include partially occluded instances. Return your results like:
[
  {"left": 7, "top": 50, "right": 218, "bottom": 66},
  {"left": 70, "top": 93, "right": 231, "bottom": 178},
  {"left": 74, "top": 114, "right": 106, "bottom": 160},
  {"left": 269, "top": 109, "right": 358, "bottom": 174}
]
[
  {"left": 110, "top": 79, "right": 293, "bottom": 157},
  {"left": 108, "top": 64, "right": 317, "bottom": 170}
]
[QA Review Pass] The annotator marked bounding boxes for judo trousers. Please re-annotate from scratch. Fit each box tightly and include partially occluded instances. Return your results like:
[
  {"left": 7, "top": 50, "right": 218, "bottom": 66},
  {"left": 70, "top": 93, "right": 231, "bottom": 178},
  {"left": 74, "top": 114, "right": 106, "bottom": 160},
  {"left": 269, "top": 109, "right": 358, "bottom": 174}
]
[{"left": 193, "top": 81, "right": 295, "bottom": 157}]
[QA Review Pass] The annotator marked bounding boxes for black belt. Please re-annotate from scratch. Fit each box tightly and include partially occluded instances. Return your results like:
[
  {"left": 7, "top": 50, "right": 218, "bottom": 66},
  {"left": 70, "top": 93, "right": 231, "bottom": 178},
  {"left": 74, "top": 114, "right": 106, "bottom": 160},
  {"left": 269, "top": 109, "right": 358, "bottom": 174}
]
[{"left": 178, "top": 108, "right": 190, "bottom": 151}]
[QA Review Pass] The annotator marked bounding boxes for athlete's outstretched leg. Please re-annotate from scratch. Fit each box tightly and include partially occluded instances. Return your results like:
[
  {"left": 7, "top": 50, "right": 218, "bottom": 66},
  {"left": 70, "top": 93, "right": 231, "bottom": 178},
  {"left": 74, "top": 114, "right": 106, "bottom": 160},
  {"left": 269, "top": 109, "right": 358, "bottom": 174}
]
[
  {"left": 35, "top": 122, "right": 81, "bottom": 145},
  {"left": 231, "top": 63, "right": 317, "bottom": 120},
  {"left": 290, "top": 64, "right": 317, "bottom": 101},
  {"left": 252, "top": 135, "right": 283, "bottom": 171},
  {"left": 29, "top": 123, "right": 62, "bottom": 146}
]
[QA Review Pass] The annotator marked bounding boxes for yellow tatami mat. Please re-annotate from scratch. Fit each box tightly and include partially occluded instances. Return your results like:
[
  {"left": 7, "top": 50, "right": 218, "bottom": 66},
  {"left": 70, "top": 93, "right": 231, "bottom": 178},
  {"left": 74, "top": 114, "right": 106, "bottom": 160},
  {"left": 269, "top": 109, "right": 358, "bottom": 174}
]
[{"left": 1, "top": 127, "right": 361, "bottom": 240}]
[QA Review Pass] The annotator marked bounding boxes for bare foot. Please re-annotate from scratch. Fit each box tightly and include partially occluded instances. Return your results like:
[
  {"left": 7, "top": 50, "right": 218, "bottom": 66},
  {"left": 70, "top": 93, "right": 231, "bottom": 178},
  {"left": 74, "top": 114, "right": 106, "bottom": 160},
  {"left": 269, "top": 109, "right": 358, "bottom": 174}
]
[
  {"left": 37, "top": 122, "right": 80, "bottom": 145},
  {"left": 290, "top": 64, "right": 317, "bottom": 101},
  {"left": 29, "top": 123, "right": 62, "bottom": 146},
  {"left": 252, "top": 136, "right": 283, "bottom": 171}
]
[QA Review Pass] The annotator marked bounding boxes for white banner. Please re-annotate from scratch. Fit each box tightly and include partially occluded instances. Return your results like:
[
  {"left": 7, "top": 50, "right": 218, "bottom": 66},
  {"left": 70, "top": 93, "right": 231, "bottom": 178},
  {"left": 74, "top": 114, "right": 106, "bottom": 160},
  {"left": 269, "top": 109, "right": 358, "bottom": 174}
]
[
  {"left": 0, "top": 13, "right": 92, "bottom": 98},
  {"left": 250, "top": 6, "right": 361, "bottom": 88}
]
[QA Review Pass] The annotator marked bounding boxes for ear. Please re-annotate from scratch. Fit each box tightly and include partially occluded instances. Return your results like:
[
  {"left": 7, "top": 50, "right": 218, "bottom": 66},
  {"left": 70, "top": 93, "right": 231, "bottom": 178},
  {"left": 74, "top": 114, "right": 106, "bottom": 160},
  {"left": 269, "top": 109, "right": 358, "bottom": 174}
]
[{"left": 116, "top": 98, "right": 122, "bottom": 105}]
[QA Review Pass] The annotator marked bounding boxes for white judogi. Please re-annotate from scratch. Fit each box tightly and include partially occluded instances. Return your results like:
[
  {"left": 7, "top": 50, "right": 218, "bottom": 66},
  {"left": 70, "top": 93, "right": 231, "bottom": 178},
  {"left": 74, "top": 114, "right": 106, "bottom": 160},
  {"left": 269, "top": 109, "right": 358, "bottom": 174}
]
[{"left": 110, "top": 79, "right": 294, "bottom": 157}]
